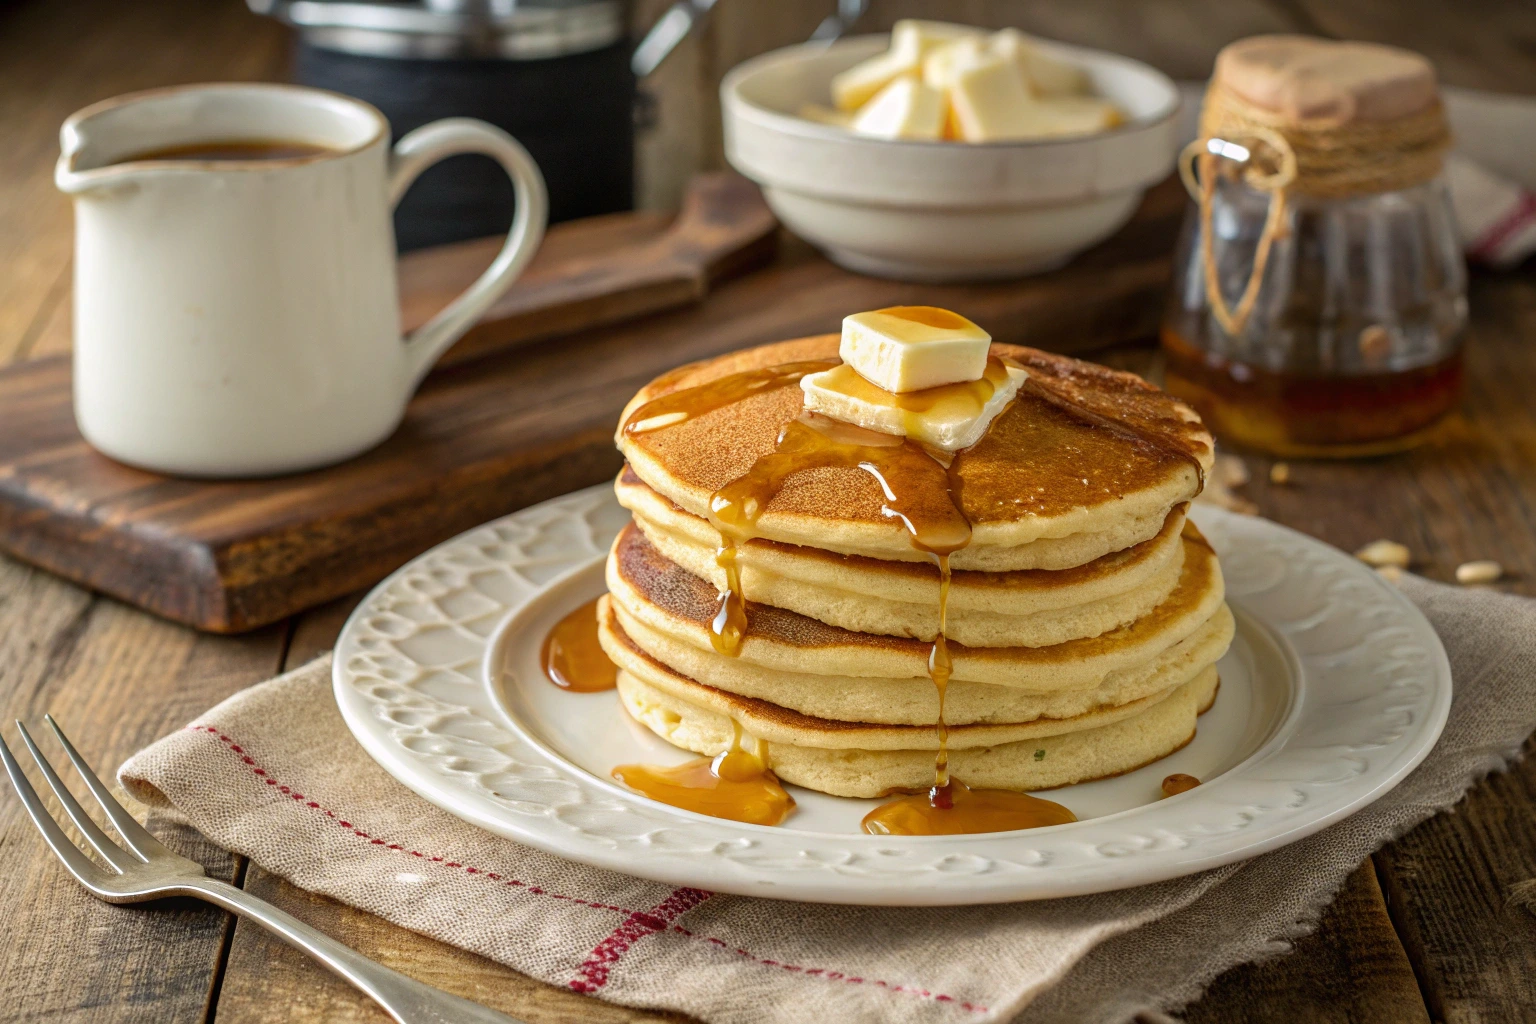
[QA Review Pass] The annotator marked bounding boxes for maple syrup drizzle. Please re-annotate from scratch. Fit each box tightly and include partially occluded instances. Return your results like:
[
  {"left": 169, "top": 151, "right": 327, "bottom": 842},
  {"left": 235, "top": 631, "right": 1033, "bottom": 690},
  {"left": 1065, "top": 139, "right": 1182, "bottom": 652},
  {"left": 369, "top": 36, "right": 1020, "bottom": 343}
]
[
  {"left": 876, "top": 305, "right": 977, "bottom": 330},
  {"left": 611, "top": 719, "right": 796, "bottom": 826},
  {"left": 621, "top": 360, "right": 837, "bottom": 436},
  {"left": 1161, "top": 773, "right": 1200, "bottom": 797},
  {"left": 616, "top": 355, "right": 1181, "bottom": 833},
  {"left": 540, "top": 598, "right": 617, "bottom": 692},
  {"left": 706, "top": 411, "right": 969, "bottom": 656}
]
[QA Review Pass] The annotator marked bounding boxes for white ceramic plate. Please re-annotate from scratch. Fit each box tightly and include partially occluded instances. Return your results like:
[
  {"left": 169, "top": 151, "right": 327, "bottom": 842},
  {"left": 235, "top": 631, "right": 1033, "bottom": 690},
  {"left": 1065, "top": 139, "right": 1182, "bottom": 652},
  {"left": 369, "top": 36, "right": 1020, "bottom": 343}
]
[{"left": 334, "top": 485, "right": 1450, "bottom": 906}]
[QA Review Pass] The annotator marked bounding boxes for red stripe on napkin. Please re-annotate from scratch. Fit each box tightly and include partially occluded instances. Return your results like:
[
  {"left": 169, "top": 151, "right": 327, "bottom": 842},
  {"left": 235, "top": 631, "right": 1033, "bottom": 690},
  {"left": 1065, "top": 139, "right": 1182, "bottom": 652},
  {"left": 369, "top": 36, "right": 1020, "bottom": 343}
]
[
  {"left": 569, "top": 886, "right": 713, "bottom": 993},
  {"left": 193, "top": 722, "right": 989, "bottom": 1014},
  {"left": 192, "top": 724, "right": 640, "bottom": 915},
  {"left": 1469, "top": 190, "right": 1536, "bottom": 264}
]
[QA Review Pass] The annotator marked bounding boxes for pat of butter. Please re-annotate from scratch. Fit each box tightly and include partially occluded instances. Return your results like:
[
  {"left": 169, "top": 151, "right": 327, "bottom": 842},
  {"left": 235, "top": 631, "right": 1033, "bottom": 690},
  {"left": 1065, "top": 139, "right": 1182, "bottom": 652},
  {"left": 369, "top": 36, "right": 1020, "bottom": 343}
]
[
  {"left": 801, "top": 358, "right": 1026, "bottom": 451},
  {"left": 840, "top": 306, "right": 991, "bottom": 393},
  {"left": 988, "top": 28, "right": 1091, "bottom": 98},
  {"left": 831, "top": 19, "right": 983, "bottom": 111},
  {"left": 851, "top": 76, "right": 945, "bottom": 140},
  {"left": 921, "top": 36, "right": 986, "bottom": 90},
  {"left": 1025, "top": 96, "right": 1124, "bottom": 135},
  {"left": 895, "top": 19, "right": 986, "bottom": 46},
  {"left": 949, "top": 55, "right": 1037, "bottom": 142},
  {"left": 832, "top": 48, "right": 919, "bottom": 112},
  {"left": 951, "top": 56, "right": 1119, "bottom": 141}
]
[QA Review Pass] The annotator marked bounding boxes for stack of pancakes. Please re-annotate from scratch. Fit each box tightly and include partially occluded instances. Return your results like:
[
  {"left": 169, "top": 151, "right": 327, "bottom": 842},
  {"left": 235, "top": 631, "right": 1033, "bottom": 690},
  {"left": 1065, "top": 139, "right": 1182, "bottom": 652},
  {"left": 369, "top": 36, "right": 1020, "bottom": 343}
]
[{"left": 598, "top": 335, "right": 1231, "bottom": 799}]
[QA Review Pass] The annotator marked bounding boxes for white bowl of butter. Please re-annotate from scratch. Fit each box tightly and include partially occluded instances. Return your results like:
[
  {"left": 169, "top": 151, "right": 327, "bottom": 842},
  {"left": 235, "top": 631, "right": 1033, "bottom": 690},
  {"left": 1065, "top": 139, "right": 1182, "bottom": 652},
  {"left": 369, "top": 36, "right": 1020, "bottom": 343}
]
[{"left": 721, "top": 29, "right": 1180, "bottom": 283}]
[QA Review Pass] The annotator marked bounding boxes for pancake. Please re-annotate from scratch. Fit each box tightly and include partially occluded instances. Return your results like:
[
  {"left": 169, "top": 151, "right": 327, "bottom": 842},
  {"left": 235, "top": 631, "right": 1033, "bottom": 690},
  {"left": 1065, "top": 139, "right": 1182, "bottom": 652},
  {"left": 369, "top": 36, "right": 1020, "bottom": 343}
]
[
  {"left": 616, "top": 665, "right": 1220, "bottom": 798},
  {"left": 605, "top": 519, "right": 1226, "bottom": 689},
  {"left": 620, "top": 468, "right": 1190, "bottom": 647},
  {"left": 616, "top": 335, "right": 1214, "bottom": 571},
  {"left": 602, "top": 594, "right": 1234, "bottom": 725}
]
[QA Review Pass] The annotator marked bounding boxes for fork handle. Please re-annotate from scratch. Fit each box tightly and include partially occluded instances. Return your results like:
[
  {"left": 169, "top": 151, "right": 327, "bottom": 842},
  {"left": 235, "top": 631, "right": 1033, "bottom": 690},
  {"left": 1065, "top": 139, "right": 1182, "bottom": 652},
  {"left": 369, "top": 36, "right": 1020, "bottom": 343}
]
[{"left": 190, "top": 878, "right": 527, "bottom": 1024}]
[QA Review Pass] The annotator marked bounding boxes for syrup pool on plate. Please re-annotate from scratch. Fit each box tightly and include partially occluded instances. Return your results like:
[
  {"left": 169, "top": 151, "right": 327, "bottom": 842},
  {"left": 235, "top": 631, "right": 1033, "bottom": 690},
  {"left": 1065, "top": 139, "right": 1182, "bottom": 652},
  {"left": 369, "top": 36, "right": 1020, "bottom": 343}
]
[
  {"left": 611, "top": 720, "right": 796, "bottom": 827},
  {"left": 540, "top": 597, "right": 616, "bottom": 692}
]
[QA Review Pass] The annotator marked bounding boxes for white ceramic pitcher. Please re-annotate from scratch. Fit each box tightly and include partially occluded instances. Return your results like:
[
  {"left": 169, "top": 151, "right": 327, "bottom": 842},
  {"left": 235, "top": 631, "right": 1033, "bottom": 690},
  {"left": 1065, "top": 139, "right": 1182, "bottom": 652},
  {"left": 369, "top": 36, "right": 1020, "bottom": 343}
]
[{"left": 56, "top": 83, "right": 548, "bottom": 477}]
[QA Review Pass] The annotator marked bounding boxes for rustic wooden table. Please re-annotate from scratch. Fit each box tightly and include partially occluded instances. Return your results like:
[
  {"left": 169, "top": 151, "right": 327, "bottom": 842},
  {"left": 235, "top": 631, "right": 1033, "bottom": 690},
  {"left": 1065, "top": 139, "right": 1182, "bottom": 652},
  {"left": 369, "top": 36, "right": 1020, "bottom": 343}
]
[{"left": 2, "top": 1, "right": 1535, "bottom": 1022}]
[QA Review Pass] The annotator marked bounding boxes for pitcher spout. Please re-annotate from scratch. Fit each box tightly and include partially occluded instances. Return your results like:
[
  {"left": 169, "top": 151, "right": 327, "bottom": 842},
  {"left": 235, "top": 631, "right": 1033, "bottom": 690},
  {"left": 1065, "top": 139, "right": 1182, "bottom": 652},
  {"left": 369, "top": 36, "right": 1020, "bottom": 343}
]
[
  {"left": 55, "top": 114, "right": 150, "bottom": 196},
  {"left": 55, "top": 157, "right": 144, "bottom": 197}
]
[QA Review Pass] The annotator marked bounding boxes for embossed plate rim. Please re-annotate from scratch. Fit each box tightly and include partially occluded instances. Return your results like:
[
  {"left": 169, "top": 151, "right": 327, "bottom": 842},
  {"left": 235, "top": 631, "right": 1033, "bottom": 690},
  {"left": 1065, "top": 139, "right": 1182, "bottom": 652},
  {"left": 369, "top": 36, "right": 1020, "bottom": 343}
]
[{"left": 334, "top": 484, "right": 1451, "bottom": 905}]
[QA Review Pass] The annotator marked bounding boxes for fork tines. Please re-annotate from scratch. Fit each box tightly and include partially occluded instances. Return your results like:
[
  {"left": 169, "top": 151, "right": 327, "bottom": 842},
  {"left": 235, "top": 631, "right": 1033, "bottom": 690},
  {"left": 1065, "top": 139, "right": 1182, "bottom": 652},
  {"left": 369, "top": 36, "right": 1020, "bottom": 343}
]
[{"left": 0, "top": 717, "right": 179, "bottom": 892}]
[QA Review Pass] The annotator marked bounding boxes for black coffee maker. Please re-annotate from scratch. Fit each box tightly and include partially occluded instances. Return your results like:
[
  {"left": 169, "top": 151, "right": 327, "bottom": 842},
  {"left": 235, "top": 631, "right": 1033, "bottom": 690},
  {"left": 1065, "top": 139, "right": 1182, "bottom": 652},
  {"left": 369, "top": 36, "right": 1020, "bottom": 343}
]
[
  {"left": 250, "top": 0, "right": 868, "bottom": 250},
  {"left": 250, "top": 0, "right": 637, "bottom": 250}
]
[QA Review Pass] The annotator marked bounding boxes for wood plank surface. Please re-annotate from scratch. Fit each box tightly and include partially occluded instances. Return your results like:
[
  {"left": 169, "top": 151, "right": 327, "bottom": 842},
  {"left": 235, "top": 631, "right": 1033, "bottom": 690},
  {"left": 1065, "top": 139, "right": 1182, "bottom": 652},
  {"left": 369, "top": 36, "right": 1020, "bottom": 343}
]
[
  {"left": 0, "top": 13, "right": 287, "bottom": 1020},
  {"left": 1374, "top": 737, "right": 1536, "bottom": 1024},
  {"left": 1, "top": 2, "right": 1534, "bottom": 1024},
  {"left": 0, "top": 555, "right": 287, "bottom": 1022},
  {"left": 1185, "top": 863, "right": 1431, "bottom": 1024}
]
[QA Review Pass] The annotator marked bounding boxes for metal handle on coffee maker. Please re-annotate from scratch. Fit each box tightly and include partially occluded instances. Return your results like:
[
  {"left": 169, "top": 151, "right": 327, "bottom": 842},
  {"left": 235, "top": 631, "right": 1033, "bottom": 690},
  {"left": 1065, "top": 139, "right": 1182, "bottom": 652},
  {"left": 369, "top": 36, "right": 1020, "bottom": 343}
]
[{"left": 631, "top": 0, "right": 870, "bottom": 77}]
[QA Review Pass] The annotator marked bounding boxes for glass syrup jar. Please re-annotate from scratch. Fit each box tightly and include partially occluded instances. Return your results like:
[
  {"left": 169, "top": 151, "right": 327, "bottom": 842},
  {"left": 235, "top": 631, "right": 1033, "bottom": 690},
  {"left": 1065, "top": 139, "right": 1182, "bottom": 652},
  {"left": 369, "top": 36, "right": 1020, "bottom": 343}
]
[{"left": 1161, "top": 35, "right": 1467, "bottom": 458}]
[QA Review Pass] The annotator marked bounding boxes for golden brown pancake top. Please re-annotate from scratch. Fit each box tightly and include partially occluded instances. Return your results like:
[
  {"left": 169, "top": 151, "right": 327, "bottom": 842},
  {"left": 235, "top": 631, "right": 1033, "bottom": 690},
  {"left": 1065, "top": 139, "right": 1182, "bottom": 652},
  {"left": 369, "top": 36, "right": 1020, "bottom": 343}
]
[{"left": 619, "top": 336, "right": 1212, "bottom": 528}]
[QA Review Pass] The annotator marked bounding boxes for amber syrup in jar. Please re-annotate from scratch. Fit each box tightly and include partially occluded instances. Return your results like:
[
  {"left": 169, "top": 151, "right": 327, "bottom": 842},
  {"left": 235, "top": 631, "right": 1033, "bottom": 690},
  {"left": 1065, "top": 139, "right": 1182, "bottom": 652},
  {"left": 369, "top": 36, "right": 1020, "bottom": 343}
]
[
  {"left": 1163, "top": 175, "right": 1467, "bottom": 458},
  {"left": 1162, "top": 325, "right": 1464, "bottom": 458}
]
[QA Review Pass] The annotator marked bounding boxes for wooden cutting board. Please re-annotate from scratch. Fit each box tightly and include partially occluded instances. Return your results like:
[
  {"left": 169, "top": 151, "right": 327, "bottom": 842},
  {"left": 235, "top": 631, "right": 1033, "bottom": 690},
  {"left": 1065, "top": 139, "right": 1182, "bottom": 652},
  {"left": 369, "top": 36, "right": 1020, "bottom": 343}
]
[{"left": 0, "top": 174, "right": 1186, "bottom": 632}]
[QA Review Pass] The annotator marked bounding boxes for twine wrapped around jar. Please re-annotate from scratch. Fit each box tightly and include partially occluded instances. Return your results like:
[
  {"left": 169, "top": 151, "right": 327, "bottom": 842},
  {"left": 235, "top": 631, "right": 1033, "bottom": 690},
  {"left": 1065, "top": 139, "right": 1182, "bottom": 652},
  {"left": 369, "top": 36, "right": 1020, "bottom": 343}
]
[{"left": 1178, "top": 74, "right": 1452, "bottom": 337}]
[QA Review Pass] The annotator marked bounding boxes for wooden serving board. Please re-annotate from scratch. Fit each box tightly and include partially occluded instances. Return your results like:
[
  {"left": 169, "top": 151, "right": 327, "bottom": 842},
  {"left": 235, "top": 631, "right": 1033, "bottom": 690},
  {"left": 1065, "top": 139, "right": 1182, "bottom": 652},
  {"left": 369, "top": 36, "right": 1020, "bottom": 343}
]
[{"left": 0, "top": 175, "right": 1185, "bottom": 632}]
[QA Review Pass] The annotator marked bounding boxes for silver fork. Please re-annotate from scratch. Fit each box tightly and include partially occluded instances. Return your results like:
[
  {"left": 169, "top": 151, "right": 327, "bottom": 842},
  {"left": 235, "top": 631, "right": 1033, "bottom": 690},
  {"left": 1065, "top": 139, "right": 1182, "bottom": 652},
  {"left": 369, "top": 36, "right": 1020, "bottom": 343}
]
[{"left": 1, "top": 716, "right": 525, "bottom": 1024}]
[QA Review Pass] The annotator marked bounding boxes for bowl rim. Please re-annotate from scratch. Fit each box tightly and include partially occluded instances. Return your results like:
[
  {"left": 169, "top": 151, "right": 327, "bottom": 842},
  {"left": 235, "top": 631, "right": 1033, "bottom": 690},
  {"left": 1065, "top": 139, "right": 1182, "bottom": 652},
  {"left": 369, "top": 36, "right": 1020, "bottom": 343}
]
[{"left": 721, "top": 32, "right": 1183, "bottom": 151}]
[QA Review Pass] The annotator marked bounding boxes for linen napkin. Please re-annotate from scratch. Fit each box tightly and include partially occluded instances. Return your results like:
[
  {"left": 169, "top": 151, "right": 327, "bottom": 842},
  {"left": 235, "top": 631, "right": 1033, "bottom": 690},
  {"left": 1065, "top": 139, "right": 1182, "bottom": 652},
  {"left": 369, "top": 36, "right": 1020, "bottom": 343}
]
[{"left": 120, "top": 574, "right": 1536, "bottom": 1024}]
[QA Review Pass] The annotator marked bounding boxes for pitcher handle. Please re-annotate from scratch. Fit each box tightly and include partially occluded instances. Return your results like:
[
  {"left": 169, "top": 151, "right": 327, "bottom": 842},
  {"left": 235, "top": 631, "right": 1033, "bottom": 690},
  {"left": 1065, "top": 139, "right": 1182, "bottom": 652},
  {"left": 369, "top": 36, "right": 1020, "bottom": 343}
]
[{"left": 389, "top": 118, "right": 548, "bottom": 387}]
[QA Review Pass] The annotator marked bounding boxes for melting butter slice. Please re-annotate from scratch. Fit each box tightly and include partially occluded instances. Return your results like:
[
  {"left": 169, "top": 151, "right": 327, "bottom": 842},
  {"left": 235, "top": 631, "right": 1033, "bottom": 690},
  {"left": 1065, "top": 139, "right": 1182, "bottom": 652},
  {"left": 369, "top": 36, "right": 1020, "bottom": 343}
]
[
  {"left": 807, "top": 306, "right": 1019, "bottom": 451},
  {"left": 801, "top": 357, "right": 1026, "bottom": 452},
  {"left": 839, "top": 306, "right": 991, "bottom": 393}
]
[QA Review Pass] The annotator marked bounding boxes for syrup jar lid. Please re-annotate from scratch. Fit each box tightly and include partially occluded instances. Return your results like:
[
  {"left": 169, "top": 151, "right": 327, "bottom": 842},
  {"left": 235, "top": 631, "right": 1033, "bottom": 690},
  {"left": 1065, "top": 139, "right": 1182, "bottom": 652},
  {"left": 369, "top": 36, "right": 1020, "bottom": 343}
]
[{"left": 1212, "top": 34, "right": 1439, "bottom": 125}]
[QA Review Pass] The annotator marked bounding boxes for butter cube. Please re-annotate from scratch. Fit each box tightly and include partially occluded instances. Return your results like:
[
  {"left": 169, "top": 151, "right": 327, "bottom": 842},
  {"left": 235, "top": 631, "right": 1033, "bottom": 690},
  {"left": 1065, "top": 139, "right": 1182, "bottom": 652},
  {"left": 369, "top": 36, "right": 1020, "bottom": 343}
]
[
  {"left": 893, "top": 19, "right": 985, "bottom": 51},
  {"left": 802, "top": 358, "right": 1025, "bottom": 451},
  {"left": 949, "top": 55, "right": 1036, "bottom": 142},
  {"left": 831, "top": 19, "right": 982, "bottom": 111},
  {"left": 1026, "top": 96, "right": 1124, "bottom": 135},
  {"left": 851, "top": 76, "right": 946, "bottom": 140},
  {"left": 972, "top": 95, "right": 1121, "bottom": 140},
  {"left": 839, "top": 306, "right": 991, "bottom": 393},
  {"left": 988, "top": 28, "right": 1091, "bottom": 97},
  {"left": 950, "top": 56, "right": 1119, "bottom": 140},
  {"left": 832, "top": 47, "right": 921, "bottom": 112},
  {"left": 921, "top": 37, "right": 986, "bottom": 90}
]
